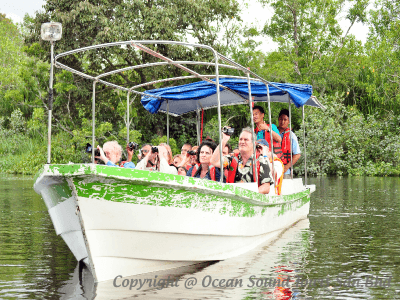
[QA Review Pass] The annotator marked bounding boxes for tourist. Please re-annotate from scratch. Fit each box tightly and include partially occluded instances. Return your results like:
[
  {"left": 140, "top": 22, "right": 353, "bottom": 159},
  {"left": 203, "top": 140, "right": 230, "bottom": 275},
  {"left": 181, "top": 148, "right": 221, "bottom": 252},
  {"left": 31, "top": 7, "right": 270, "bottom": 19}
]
[
  {"left": 96, "top": 141, "right": 135, "bottom": 168},
  {"left": 135, "top": 144, "right": 177, "bottom": 174},
  {"left": 210, "top": 127, "right": 273, "bottom": 194},
  {"left": 253, "top": 105, "right": 282, "bottom": 143},
  {"left": 278, "top": 109, "right": 301, "bottom": 178},
  {"left": 187, "top": 140, "right": 221, "bottom": 181},
  {"left": 181, "top": 143, "right": 192, "bottom": 156}
]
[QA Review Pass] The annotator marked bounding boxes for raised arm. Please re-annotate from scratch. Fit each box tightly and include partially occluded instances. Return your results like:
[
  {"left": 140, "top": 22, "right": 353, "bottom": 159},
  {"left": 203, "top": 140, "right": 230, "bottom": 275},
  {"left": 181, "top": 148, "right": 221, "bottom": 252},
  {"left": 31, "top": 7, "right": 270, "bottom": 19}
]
[
  {"left": 210, "top": 132, "right": 230, "bottom": 168},
  {"left": 257, "top": 122, "right": 282, "bottom": 143},
  {"left": 135, "top": 151, "right": 152, "bottom": 170},
  {"left": 271, "top": 129, "right": 282, "bottom": 143},
  {"left": 97, "top": 145, "right": 109, "bottom": 165},
  {"left": 126, "top": 144, "right": 134, "bottom": 162}
]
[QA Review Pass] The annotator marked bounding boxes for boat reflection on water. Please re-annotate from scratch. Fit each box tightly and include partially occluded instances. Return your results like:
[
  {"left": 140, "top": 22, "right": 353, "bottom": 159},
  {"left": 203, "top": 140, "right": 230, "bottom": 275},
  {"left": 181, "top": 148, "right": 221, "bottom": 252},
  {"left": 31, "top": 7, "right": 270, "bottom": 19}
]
[
  {"left": 58, "top": 261, "right": 217, "bottom": 300},
  {"left": 58, "top": 218, "right": 310, "bottom": 300}
]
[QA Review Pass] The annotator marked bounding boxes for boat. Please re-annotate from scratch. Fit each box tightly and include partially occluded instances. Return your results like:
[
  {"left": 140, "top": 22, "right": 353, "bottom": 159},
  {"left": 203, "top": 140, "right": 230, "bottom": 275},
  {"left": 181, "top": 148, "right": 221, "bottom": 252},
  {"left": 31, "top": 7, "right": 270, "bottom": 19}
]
[{"left": 34, "top": 23, "right": 324, "bottom": 282}]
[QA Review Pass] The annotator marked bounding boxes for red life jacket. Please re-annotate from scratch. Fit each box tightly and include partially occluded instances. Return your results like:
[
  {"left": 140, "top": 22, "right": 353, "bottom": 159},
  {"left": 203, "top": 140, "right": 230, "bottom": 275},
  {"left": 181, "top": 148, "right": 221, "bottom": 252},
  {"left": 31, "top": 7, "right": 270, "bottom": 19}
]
[
  {"left": 256, "top": 127, "right": 283, "bottom": 158},
  {"left": 279, "top": 128, "right": 292, "bottom": 165},
  {"left": 260, "top": 128, "right": 292, "bottom": 165},
  {"left": 191, "top": 163, "right": 217, "bottom": 181},
  {"left": 119, "top": 161, "right": 129, "bottom": 167},
  {"left": 226, "top": 153, "right": 261, "bottom": 186}
]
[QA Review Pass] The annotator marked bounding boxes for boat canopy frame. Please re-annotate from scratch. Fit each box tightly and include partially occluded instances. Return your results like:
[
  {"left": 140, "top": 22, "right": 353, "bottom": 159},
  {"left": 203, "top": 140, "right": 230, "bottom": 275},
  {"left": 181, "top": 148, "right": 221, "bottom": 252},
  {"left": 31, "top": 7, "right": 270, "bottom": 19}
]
[{"left": 48, "top": 40, "right": 325, "bottom": 185}]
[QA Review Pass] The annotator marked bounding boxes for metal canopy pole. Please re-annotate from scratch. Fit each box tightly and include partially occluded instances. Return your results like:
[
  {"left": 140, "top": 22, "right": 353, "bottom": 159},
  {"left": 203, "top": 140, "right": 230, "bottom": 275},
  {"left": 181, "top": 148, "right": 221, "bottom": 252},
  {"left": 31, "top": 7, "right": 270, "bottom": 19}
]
[
  {"left": 92, "top": 81, "right": 97, "bottom": 164},
  {"left": 213, "top": 52, "right": 224, "bottom": 184},
  {"left": 289, "top": 99, "right": 293, "bottom": 179},
  {"left": 302, "top": 105, "right": 307, "bottom": 186},
  {"left": 47, "top": 41, "right": 54, "bottom": 164},
  {"left": 266, "top": 84, "right": 275, "bottom": 181},
  {"left": 196, "top": 109, "right": 200, "bottom": 146},
  {"left": 127, "top": 91, "right": 130, "bottom": 143},
  {"left": 167, "top": 100, "right": 170, "bottom": 145},
  {"left": 246, "top": 72, "right": 258, "bottom": 184}
]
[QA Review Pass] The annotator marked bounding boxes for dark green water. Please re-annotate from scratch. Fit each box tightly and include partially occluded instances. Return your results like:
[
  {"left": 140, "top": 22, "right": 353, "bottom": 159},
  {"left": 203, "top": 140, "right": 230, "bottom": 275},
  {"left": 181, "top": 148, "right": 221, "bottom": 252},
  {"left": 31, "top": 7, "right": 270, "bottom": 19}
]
[{"left": 0, "top": 175, "right": 399, "bottom": 299}]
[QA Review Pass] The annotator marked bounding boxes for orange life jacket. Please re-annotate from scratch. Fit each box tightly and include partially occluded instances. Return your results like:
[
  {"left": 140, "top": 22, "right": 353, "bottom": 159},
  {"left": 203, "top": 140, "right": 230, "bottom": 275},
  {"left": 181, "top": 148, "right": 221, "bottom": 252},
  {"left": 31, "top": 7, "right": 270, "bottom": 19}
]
[
  {"left": 262, "top": 128, "right": 292, "bottom": 165},
  {"left": 270, "top": 156, "right": 284, "bottom": 195},
  {"left": 226, "top": 153, "right": 262, "bottom": 186},
  {"left": 255, "top": 127, "right": 282, "bottom": 158},
  {"left": 191, "top": 163, "right": 217, "bottom": 181}
]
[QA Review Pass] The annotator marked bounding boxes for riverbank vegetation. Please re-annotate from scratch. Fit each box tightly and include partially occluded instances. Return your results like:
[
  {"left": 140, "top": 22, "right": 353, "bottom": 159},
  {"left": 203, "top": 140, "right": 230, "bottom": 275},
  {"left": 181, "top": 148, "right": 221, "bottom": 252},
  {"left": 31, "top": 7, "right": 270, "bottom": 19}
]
[{"left": 0, "top": 0, "right": 399, "bottom": 176}]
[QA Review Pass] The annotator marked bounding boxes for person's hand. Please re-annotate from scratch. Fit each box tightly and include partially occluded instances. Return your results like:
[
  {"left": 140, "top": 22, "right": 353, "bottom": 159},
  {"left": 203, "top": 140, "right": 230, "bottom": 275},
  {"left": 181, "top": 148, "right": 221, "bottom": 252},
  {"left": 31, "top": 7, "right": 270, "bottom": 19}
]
[
  {"left": 157, "top": 146, "right": 168, "bottom": 161},
  {"left": 178, "top": 152, "right": 191, "bottom": 167},
  {"left": 97, "top": 145, "right": 108, "bottom": 164},
  {"left": 126, "top": 144, "right": 133, "bottom": 162},
  {"left": 257, "top": 121, "right": 270, "bottom": 131},
  {"left": 222, "top": 126, "right": 232, "bottom": 141}
]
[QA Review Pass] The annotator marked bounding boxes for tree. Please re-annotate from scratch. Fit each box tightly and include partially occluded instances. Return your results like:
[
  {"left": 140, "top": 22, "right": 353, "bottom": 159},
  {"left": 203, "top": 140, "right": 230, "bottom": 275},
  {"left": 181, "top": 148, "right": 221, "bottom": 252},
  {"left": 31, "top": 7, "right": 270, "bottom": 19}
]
[
  {"left": 0, "top": 14, "right": 24, "bottom": 117},
  {"left": 23, "top": 0, "right": 243, "bottom": 145},
  {"left": 259, "top": 0, "right": 368, "bottom": 99},
  {"left": 356, "top": 0, "right": 400, "bottom": 115}
]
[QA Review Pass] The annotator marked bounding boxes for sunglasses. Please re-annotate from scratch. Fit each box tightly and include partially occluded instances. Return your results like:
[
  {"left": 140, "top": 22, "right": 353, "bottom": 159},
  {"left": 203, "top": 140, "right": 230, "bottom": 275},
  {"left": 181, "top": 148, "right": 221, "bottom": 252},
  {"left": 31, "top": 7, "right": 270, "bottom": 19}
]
[{"left": 141, "top": 149, "right": 150, "bottom": 154}]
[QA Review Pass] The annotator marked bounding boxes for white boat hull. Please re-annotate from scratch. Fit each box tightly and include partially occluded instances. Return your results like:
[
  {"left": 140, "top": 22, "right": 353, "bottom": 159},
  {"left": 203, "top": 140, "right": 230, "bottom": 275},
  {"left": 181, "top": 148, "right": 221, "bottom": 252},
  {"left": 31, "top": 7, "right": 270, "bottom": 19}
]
[{"left": 34, "top": 164, "right": 313, "bottom": 282}]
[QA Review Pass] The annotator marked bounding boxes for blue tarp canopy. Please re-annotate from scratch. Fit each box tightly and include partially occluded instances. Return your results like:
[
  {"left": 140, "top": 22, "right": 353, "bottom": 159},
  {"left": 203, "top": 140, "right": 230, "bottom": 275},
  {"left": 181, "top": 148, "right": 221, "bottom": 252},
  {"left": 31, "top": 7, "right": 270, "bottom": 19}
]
[{"left": 141, "top": 78, "right": 324, "bottom": 116}]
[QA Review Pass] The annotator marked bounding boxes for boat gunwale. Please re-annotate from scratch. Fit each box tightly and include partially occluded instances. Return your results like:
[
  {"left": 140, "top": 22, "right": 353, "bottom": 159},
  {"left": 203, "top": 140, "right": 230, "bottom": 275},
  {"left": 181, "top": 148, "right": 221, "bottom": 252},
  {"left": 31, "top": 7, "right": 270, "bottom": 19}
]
[{"left": 34, "top": 163, "right": 311, "bottom": 208}]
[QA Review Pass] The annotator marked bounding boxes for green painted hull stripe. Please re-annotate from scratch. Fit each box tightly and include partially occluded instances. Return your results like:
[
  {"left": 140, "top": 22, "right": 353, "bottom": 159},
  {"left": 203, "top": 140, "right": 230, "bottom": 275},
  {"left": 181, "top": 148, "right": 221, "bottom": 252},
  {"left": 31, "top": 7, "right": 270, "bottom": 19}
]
[{"left": 36, "top": 164, "right": 310, "bottom": 217}]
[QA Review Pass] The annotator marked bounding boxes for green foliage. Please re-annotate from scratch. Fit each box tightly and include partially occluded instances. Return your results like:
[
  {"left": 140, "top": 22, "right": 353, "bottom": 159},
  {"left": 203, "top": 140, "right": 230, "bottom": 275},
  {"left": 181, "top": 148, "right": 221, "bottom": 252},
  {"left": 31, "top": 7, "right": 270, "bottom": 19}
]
[
  {"left": 9, "top": 108, "right": 26, "bottom": 134},
  {"left": 27, "top": 107, "right": 46, "bottom": 138},
  {"left": 295, "top": 94, "right": 400, "bottom": 176},
  {"left": 0, "top": 14, "right": 24, "bottom": 90},
  {"left": 0, "top": 128, "right": 46, "bottom": 174},
  {"left": 0, "top": 1, "right": 399, "bottom": 177},
  {"left": 22, "top": 0, "right": 242, "bottom": 142}
]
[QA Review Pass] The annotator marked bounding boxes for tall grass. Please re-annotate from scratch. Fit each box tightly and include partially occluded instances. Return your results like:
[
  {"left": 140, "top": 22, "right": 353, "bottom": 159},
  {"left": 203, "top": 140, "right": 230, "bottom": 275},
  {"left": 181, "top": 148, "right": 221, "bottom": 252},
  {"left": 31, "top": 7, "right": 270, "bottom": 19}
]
[{"left": 0, "top": 132, "right": 46, "bottom": 174}]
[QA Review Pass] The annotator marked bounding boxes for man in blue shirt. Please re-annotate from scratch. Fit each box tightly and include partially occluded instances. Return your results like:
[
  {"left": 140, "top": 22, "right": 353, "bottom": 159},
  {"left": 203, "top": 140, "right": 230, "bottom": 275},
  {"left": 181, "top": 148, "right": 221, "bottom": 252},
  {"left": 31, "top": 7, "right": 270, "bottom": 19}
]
[{"left": 278, "top": 109, "right": 301, "bottom": 178}]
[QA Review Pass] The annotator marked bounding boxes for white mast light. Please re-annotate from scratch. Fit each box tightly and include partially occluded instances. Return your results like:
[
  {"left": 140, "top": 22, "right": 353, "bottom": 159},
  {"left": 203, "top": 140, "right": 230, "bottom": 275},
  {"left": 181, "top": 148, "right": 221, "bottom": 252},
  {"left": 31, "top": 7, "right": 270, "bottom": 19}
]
[{"left": 41, "top": 22, "right": 62, "bottom": 41}]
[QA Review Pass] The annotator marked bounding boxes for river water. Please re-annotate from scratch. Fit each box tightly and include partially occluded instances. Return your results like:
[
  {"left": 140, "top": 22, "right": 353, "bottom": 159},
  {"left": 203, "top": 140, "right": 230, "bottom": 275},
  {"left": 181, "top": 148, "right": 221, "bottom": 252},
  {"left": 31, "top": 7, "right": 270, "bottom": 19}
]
[{"left": 0, "top": 175, "right": 399, "bottom": 299}]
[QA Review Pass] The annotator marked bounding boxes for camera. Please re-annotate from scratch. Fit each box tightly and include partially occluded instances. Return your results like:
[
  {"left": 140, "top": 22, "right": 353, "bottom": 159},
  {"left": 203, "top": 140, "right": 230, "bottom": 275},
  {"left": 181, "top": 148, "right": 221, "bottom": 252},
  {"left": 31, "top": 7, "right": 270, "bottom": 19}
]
[
  {"left": 151, "top": 146, "right": 158, "bottom": 153},
  {"left": 222, "top": 126, "right": 235, "bottom": 136},
  {"left": 85, "top": 143, "right": 100, "bottom": 160},
  {"left": 188, "top": 150, "right": 196, "bottom": 155},
  {"left": 128, "top": 141, "right": 138, "bottom": 151}
]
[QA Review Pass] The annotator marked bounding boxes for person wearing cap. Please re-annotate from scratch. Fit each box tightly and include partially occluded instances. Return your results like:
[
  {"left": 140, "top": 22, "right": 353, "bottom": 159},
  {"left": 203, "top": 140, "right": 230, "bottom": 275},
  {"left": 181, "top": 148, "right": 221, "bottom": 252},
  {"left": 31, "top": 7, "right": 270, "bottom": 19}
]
[
  {"left": 278, "top": 108, "right": 301, "bottom": 178},
  {"left": 253, "top": 105, "right": 282, "bottom": 143}
]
